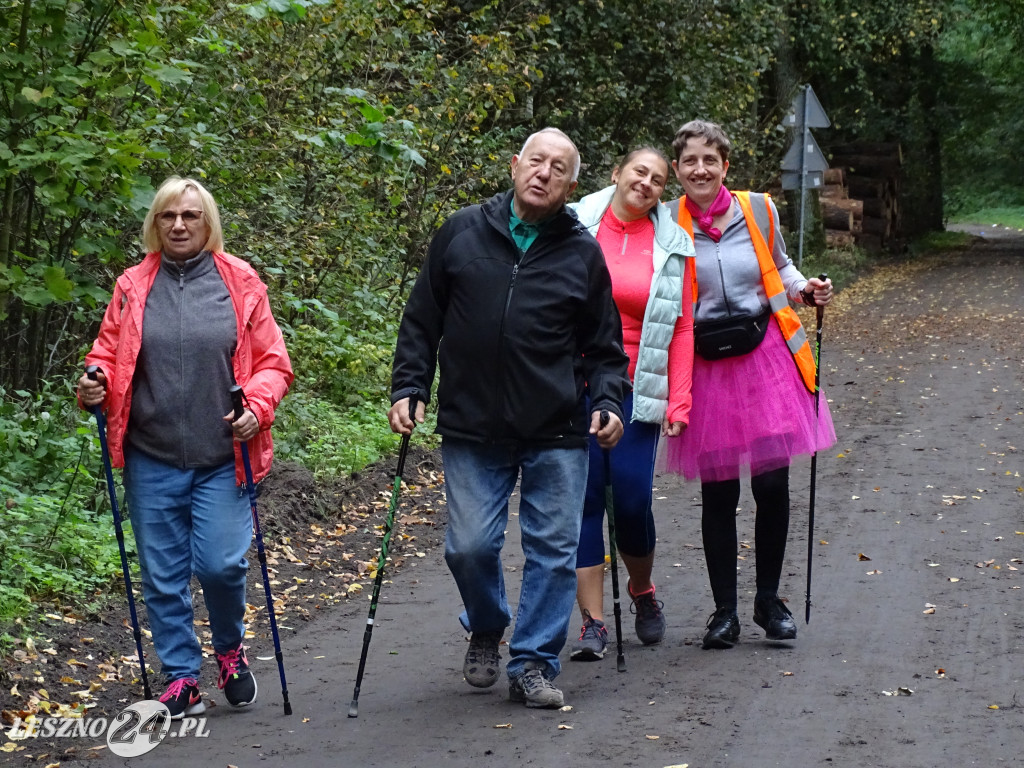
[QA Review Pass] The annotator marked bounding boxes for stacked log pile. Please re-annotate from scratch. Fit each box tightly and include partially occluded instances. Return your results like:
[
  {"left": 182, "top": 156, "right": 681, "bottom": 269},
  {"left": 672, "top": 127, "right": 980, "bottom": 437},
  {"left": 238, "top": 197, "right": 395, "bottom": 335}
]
[
  {"left": 824, "top": 142, "right": 903, "bottom": 251},
  {"left": 820, "top": 167, "right": 860, "bottom": 248}
]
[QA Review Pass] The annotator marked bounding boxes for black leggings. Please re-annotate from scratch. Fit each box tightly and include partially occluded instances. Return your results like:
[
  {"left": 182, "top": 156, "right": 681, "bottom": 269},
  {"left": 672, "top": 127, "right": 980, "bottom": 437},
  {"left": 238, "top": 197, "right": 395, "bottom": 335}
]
[{"left": 701, "top": 466, "right": 790, "bottom": 608}]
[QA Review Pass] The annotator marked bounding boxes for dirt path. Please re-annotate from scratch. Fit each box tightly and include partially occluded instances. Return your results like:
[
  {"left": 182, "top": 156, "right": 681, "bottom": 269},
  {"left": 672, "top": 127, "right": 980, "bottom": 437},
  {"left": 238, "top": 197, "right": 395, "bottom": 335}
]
[{"left": 7, "top": 237, "right": 1024, "bottom": 767}]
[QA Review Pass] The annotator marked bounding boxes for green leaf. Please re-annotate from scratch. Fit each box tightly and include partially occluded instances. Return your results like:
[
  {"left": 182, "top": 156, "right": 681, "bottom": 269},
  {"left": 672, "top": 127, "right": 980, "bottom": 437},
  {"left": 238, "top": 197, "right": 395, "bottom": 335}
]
[
  {"left": 345, "top": 132, "right": 377, "bottom": 147},
  {"left": 43, "top": 267, "right": 74, "bottom": 302},
  {"left": 142, "top": 74, "right": 161, "bottom": 95},
  {"left": 358, "top": 103, "right": 385, "bottom": 123}
]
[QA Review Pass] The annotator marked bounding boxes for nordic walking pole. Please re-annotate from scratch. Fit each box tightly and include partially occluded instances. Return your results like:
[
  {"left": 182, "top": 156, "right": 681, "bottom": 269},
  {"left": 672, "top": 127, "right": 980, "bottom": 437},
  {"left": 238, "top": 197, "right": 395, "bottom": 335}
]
[
  {"left": 230, "top": 385, "right": 292, "bottom": 716},
  {"left": 85, "top": 366, "right": 153, "bottom": 700},
  {"left": 349, "top": 392, "right": 419, "bottom": 717},
  {"left": 600, "top": 410, "right": 626, "bottom": 672},
  {"left": 805, "top": 273, "right": 828, "bottom": 624}
]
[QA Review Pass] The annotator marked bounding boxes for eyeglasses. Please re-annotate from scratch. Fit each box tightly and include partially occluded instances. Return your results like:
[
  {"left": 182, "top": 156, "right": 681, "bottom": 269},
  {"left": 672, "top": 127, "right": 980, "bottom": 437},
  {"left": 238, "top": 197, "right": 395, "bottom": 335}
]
[{"left": 156, "top": 209, "right": 204, "bottom": 226}]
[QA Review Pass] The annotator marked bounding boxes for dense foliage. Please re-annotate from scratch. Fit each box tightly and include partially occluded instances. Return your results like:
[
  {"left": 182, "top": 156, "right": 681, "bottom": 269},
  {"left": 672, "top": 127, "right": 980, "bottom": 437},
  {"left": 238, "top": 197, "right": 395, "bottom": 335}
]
[{"left": 1, "top": 0, "right": 1018, "bottom": 624}]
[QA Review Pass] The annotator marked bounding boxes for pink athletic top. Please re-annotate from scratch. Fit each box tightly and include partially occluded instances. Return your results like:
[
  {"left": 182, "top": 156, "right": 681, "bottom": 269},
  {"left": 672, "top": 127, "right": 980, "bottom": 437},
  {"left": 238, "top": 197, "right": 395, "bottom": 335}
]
[{"left": 596, "top": 206, "right": 692, "bottom": 424}]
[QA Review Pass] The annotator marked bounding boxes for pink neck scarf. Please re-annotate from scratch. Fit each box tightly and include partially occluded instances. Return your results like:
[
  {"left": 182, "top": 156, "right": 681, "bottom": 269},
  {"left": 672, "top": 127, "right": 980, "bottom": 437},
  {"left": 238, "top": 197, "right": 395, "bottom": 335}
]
[{"left": 684, "top": 185, "right": 732, "bottom": 242}]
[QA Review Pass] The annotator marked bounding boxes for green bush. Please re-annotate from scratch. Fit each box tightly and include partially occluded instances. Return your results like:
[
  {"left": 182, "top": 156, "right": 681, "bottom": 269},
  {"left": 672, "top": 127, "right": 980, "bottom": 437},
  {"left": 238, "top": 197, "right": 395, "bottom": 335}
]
[
  {"left": 0, "top": 385, "right": 127, "bottom": 622},
  {"left": 274, "top": 390, "right": 438, "bottom": 480},
  {"left": 800, "top": 246, "right": 871, "bottom": 294}
]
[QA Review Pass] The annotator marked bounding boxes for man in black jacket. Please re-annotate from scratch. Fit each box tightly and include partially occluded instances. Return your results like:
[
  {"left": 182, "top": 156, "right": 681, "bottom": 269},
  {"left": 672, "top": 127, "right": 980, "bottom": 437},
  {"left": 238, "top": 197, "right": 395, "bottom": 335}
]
[{"left": 389, "top": 127, "right": 628, "bottom": 708}]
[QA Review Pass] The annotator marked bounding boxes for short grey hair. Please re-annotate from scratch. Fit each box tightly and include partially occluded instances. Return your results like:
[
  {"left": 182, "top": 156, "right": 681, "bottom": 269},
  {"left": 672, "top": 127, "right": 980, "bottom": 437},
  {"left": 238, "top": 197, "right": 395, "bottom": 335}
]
[{"left": 518, "top": 127, "right": 581, "bottom": 181}]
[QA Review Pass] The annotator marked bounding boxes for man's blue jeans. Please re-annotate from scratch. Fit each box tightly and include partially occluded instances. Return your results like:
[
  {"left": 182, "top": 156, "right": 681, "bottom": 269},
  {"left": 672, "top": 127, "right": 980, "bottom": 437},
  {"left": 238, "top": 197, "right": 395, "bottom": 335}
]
[
  {"left": 123, "top": 446, "right": 252, "bottom": 683},
  {"left": 441, "top": 438, "right": 588, "bottom": 681}
]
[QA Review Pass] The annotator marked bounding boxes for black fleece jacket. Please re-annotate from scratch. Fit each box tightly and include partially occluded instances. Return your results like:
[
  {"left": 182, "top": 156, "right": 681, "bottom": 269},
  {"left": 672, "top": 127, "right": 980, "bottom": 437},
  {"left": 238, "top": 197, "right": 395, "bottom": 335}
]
[{"left": 391, "top": 190, "right": 630, "bottom": 447}]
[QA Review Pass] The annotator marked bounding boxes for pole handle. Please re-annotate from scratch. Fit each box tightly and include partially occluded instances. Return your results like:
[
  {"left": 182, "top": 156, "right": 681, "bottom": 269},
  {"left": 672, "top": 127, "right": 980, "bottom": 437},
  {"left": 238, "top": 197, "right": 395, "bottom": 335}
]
[
  {"left": 816, "top": 273, "right": 829, "bottom": 317},
  {"left": 600, "top": 409, "right": 609, "bottom": 429},
  {"left": 230, "top": 384, "right": 245, "bottom": 421},
  {"left": 84, "top": 365, "right": 105, "bottom": 415},
  {"left": 407, "top": 391, "right": 420, "bottom": 431}
]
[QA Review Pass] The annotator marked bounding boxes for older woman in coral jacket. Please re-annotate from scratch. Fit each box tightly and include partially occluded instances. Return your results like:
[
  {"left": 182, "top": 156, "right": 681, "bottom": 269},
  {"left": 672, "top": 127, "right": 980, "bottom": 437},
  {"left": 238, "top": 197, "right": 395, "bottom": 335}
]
[{"left": 78, "top": 177, "right": 292, "bottom": 718}]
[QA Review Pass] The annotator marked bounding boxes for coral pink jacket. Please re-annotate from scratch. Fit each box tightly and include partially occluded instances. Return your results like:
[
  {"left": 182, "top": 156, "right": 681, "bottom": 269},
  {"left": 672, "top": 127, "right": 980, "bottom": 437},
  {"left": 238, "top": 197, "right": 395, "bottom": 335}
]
[{"left": 83, "top": 251, "right": 294, "bottom": 484}]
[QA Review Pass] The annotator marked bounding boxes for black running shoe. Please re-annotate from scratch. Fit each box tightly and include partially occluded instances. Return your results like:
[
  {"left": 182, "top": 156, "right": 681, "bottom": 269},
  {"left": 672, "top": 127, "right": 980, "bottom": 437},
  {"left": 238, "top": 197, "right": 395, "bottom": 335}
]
[
  {"left": 216, "top": 642, "right": 257, "bottom": 707},
  {"left": 702, "top": 607, "right": 740, "bottom": 649},
  {"left": 753, "top": 596, "right": 797, "bottom": 641},
  {"left": 159, "top": 677, "right": 205, "bottom": 720}
]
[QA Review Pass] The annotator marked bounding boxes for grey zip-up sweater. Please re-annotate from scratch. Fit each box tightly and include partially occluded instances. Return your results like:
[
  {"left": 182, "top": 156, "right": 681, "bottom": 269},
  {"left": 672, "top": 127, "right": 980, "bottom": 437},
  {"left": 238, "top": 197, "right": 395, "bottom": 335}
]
[
  {"left": 668, "top": 195, "right": 808, "bottom": 323},
  {"left": 127, "top": 251, "right": 238, "bottom": 467}
]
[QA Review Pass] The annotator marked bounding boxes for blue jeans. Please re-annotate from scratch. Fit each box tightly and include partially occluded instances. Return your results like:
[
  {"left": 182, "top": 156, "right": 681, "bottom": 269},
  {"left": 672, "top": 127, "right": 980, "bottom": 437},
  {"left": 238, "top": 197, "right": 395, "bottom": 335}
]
[
  {"left": 123, "top": 446, "right": 252, "bottom": 682},
  {"left": 442, "top": 438, "right": 587, "bottom": 681}
]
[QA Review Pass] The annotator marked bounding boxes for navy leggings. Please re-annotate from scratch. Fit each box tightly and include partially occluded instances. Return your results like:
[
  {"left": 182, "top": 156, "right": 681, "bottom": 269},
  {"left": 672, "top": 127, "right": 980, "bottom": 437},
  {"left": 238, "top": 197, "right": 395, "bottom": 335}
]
[{"left": 576, "top": 393, "right": 661, "bottom": 568}]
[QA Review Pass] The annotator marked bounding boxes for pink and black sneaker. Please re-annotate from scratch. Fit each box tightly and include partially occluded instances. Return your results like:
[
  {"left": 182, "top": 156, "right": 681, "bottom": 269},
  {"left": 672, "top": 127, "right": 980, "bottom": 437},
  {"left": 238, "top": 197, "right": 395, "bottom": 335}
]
[
  {"left": 216, "top": 642, "right": 258, "bottom": 707},
  {"left": 159, "top": 677, "right": 205, "bottom": 720}
]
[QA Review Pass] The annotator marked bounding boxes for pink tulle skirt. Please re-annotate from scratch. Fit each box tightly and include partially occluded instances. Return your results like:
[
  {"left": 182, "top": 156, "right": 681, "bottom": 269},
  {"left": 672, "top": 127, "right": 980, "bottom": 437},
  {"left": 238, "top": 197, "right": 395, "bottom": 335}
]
[{"left": 664, "top": 315, "right": 836, "bottom": 482}]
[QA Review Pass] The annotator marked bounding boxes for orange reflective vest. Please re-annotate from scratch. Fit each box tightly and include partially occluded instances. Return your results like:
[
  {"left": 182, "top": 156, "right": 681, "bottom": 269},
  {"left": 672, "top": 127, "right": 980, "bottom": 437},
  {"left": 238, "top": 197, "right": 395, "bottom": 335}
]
[{"left": 675, "top": 191, "right": 817, "bottom": 393}]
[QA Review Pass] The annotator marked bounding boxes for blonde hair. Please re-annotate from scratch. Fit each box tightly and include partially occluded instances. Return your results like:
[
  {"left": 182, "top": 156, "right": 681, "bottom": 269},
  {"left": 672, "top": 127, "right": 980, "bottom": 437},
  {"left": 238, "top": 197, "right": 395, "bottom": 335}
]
[{"left": 142, "top": 176, "right": 224, "bottom": 254}]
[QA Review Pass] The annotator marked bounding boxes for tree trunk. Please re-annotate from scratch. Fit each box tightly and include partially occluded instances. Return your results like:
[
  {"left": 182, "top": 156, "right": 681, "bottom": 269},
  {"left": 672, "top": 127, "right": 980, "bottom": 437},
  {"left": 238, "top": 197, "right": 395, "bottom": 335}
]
[{"left": 916, "top": 43, "right": 944, "bottom": 231}]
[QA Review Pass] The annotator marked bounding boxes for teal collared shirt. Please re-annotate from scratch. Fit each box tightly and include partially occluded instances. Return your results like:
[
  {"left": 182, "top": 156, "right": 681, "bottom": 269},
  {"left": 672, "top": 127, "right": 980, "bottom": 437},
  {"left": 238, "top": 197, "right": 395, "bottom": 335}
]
[{"left": 508, "top": 198, "right": 550, "bottom": 254}]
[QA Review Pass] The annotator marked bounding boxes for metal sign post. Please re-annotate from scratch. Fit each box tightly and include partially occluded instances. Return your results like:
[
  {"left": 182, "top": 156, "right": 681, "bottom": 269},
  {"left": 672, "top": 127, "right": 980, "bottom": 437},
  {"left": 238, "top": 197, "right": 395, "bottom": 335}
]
[{"left": 781, "top": 85, "right": 830, "bottom": 268}]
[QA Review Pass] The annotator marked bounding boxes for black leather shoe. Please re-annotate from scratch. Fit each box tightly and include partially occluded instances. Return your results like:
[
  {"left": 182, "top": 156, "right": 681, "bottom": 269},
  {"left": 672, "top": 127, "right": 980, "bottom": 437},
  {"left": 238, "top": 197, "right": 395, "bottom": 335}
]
[
  {"left": 753, "top": 596, "right": 797, "bottom": 641},
  {"left": 702, "top": 607, "right": 740, "bottom": 649}
]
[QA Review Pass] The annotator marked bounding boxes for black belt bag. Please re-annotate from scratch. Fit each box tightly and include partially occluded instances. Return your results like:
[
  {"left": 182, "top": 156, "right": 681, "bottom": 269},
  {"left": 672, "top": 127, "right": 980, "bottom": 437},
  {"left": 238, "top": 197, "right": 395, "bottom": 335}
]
[{"left": 694, "top": 307, "right": 771, "bottom": 360}]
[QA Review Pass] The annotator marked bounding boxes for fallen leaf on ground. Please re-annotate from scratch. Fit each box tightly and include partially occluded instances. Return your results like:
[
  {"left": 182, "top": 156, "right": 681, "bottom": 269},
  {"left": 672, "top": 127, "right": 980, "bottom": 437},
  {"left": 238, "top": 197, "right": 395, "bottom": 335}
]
[
  {"left": 494, "top": 723, "right": 512, "bottom": 729},
  {"left": 858, "top": 553, "right": 872, "bottom": 561},
  {"left": 646, "top": 734, "right": 660, "bottom": 740},
  {"left": 558, "top": 724, "right": 572, "bottom": 730}
]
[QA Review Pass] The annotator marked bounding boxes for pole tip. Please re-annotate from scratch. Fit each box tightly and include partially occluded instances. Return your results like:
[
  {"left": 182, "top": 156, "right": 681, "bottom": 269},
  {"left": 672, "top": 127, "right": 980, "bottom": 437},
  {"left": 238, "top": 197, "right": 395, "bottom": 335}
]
[
  {"left": 284, "top": 702, "right": 293, "bottom": 716},
  {"left": 616, "top": 657, "right": 626, "bottom": 673},
  {"left": 347, "top": 702, "right": 359, "bottom": 718}
]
